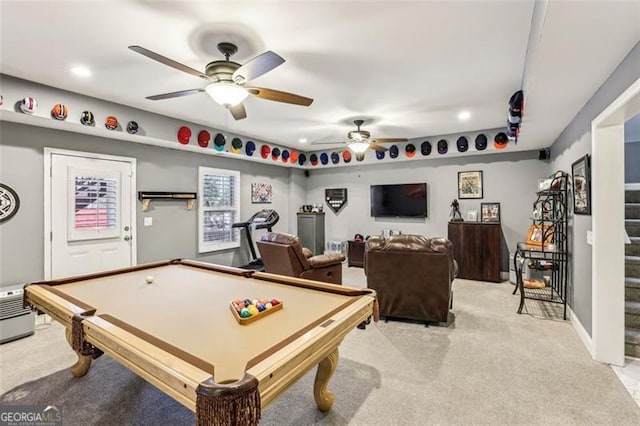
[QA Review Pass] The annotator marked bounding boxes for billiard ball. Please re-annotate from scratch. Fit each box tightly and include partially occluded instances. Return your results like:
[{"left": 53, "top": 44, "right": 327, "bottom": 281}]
[
  {"left": 240, "top": 308, "right": 251, "bottom": 318},
  {"left": 145, "top": 276, "right": 154, "bottom": 284}
]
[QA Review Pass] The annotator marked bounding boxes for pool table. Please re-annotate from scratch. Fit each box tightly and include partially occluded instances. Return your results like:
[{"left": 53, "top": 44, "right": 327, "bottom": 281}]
[{"left": 24, "top": 259, "right": 378, "bottom": 425}]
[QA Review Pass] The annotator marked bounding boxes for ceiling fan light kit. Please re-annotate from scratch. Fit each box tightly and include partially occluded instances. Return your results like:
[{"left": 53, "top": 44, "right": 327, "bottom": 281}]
[
  {"left": 347, "top": 141, "right": 370, "bottom": 154},
  {"left": 205, "top": 82, "right": 248, "bottom": 107}
]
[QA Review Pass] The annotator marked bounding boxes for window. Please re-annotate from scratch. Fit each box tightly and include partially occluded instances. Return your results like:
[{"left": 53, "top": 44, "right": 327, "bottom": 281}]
[
  {"left": 67, "top": 168, "right": 121, "bottom": 242},
  {"left": 198, "top": 167, "right": 240, "bottom": 253}
]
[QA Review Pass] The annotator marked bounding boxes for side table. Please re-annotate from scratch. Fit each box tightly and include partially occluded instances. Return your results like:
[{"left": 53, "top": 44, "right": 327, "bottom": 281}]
[{"left": 348, "top": 240, "right": 365, "bottom": 267}]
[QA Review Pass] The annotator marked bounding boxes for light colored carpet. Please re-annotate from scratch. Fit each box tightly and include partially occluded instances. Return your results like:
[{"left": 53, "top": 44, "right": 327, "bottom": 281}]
[{"left": 1, "top": 266, "right": 639, "bottom": 425}]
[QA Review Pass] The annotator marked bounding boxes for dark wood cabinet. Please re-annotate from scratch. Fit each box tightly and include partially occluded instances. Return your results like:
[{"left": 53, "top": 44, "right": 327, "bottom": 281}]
[
  {"left": 348, "top": 240, "right": 366, "bottom": 267},
  {"left": 447, "top": 222, "right": 501, "bottom": 282}
]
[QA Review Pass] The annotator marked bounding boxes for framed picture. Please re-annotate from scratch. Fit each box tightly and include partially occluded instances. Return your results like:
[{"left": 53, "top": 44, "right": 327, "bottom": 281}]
[
  {"left": 251, "top": 182, "right": 272, "bottom": 203},
  {"left": 467, "top": 210, "right": 478, "bottom": 222},
  {"left": 481, "top": 202, "right": 500, "bottom": 222},
  {"left": 526, "top": 224, "right": 555, "bottom": 247},
  {"left": 458, "top": 170, "right": 483, "bottom": 199},
  {"left": 571, "top": 154, "right": 591, "bottom": 215}
]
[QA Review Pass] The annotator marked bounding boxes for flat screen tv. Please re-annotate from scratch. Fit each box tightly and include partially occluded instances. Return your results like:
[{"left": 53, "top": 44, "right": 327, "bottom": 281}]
[{"left": 370, "top": 183, "right": 427, "bottom": 217}]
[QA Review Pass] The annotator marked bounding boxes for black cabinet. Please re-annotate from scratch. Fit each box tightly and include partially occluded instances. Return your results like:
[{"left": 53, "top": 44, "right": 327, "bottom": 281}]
[{"left": 448, "top": 222, "right": 502, "bottom": 282}]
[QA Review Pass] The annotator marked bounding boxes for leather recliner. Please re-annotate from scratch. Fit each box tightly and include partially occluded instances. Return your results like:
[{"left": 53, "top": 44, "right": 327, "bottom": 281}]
[
  {"left": 257, "top": 232, "right": 345, "bottom": 284},
  {"left": 364, "top": 234, "right": 457, "bottom": 323}
]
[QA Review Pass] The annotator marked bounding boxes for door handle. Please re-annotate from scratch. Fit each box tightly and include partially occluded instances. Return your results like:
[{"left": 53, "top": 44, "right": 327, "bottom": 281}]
[{"left": 124, "top": 235, "right": 132, "bottom": 241}]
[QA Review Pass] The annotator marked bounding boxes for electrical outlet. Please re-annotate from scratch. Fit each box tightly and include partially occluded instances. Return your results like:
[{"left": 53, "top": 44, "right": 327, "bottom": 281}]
[{"left": 144, "top": 217, "right": 153, "bottom": 227}]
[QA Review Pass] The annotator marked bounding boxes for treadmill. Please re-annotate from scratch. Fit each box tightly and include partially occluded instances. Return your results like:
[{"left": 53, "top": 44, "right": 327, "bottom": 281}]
[{"left": 232, "top": 209, "right": 279, "bottom": 271}]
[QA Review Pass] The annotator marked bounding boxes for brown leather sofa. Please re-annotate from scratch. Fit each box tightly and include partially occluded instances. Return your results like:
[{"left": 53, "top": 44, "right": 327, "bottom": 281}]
[
  {"left": 257, "top": 232, "right": 345, "bottom": 284},
  {"left": 364, "top": 234, "right": 457, "bottom": 323}
]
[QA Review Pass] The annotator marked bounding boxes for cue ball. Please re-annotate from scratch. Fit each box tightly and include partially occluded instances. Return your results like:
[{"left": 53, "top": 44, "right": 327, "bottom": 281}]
[{"left": 145, "top": 275, "right": 154, "bottom": 284}]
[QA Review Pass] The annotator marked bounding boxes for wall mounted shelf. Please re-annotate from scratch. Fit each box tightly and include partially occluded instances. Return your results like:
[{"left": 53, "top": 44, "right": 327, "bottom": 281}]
[{"left": 138, "top": 191, "right": 197, "bottom": 212}]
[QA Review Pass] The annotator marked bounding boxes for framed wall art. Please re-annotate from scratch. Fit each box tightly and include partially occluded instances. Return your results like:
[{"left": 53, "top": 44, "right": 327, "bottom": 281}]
[
  {"left": 251, "top": 182, "right": 272, "bottom": 203},
  {"left": 458, "top": 170, "right": 483, "bottom": 199},
  {"left": 571, "top": 154, "right": 591, "bottom": 215},
  {"left": 481, "top": 202, "right": 500, "bottom": 222}
]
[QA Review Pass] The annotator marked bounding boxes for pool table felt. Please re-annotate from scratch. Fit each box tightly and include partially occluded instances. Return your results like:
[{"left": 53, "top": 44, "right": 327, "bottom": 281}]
[{"left": 48, "top": 264, "right": 361, "bottom": 382}]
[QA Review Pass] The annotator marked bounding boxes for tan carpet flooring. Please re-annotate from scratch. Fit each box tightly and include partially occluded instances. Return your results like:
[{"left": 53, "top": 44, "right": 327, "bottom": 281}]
[{"left": 1, "top": 266, "right": 639, "bottom": 425}]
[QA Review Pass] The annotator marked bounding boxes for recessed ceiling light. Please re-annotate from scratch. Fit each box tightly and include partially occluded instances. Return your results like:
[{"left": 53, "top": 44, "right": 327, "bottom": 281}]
[
  {"left": 458, "top": 110, "right": 471, "bottom": 121},
  {"left": 299, "top": 138, "right": 307, "bottom": 143},
  {"left": 71, "top": 66, "right": 92, "bottom": 77}
]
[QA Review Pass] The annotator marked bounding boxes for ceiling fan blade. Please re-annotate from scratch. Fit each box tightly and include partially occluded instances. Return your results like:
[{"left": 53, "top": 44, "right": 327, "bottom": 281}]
[
  {"left": 146, "top": 89, "right": 205, "bottom": 101},
  {"left": 370, "top": 144, "right": 389, "bottom": 152},
  {"left": 372, "top": 138, "right": 409, "bottom": 143},
  {"left": 129, "top": 45, "right": 210, "bottom": 81},
  {"left": 246, "top": 87, "right": 313, "bottom": 106},
  {"left": 232, "top": 51, "right": 285, "bottom": 84},
  {"left": 229, "top": 103, "right": 247, "bottom": 120}
]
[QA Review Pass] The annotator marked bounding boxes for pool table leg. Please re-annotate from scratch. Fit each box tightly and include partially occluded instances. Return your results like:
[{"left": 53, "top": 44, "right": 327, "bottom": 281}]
[
  {"left": 314, "top": 348, "right": 338, "bottom": 411},
  {"left": 64, "top": 327, "right": 93, "bottom": 377}
]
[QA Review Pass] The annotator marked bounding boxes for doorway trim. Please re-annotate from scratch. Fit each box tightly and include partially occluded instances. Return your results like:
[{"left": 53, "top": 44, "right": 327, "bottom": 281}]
[
  {"left": 43, "top": 148, "right": 137, "bottom": 279},
  {"left": 591, "top": 77, "right": 640, "bottom": 366}
]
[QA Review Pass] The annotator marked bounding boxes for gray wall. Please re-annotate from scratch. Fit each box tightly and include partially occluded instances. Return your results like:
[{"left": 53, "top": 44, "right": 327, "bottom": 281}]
[
  {"left": 549, "top": 41, "right": 640, "bottom": 335},
  {"left": 0, "top": 121, "right": 304, "bottom": 287},
  {"left": 304, "top": 150, "right": 544, "bottom": 272}
]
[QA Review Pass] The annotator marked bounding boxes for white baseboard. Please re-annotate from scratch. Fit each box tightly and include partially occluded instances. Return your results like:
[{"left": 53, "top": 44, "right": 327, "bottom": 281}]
[
  {"left": 569, "top": 306, "right": 593, "bottom": 357},
  {"left": 625, "top": 183, "right": 640, "bottom": 190}
]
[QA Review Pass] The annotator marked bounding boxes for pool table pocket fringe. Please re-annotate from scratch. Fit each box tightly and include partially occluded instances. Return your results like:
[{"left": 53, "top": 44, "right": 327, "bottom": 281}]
[
  {"left": 196, "top": 373, "right": 261, "bottom": 426},
  {"left": 72, "top": 314, "right": 103, "bottom": 359}
]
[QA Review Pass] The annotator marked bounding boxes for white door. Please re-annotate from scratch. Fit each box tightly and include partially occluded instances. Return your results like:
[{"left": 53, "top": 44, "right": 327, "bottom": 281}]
[{"left": 46, "top": 149, "right": 136, "bottom": 279}]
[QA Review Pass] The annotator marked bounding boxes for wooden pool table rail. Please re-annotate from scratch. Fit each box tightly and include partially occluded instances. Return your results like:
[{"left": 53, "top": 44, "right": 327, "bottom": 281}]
[{"left": 23, "top": 260, "right": 378, "bottom": 425}]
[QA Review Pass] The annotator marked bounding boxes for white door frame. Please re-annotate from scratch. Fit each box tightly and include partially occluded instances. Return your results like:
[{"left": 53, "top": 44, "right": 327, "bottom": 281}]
[
  {"left": 591, "top": 77, "right": 640, "bottom": 366},
  {"left": 44, "top": 148, "right": 137, "bottom": 279}
]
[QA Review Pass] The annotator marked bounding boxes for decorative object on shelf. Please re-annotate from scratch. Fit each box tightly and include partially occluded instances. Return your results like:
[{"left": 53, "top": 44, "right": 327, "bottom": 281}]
[
  {"left": 260, "top": 144, "right": 271, "bottom": 159},
  {"left": 526, "top": 224, "right": 554, "bottom": 247},
  {"left": 325, "top": 188, "right": 347, "bottom": 213},
  {"left": 213, "top": 133, "right": 226, "bottom": 151},
  {"left": 458, "top": 170, "right": 483, "bottom": 199},
  {"left": 245, "top": 141, "right": 256, "bottom": 156},
  {"left": 231, "top": 137, "right": 243, "bottom": 153},
  {"left": 493, "top": 132, "right": 508, "bottom": 149},
  {"left": 105, "top": 115, "right": 119, "bottom": 130},
  {"left": 19, "top": 97, "right": 37, "bottom": 114},
  {"left": 421, "top": 140, "right": 432, "bottom": 156},
  {"left": 0, "top": 183, "right": 20, "bottom": 223},
  {"left": 475, "top": 134, "right": 487, "bottom": 151},
  {"left": 126, "top": 121, "right": 139, "bottom": 134},
  {"left": 281, "top": 149, "right": 290, "bottom": 163},
  {"left": 571, "top": 154, "right": 591, "bottom": 215},
  {"left": 177, "top": 126, "right": 191, "bottom": 144},
  {"left": 481, "top": 202, "right": 500, "bottom": 222},
  {"left": 331, "top": 152, "right": 340, "bottom": 164},
  {"left": 197, "top": 130, "right": 210, "bottom": 147},
  {"left": 51, "top": 103, "right": 68, "bottom": 120},
  {"left": 437, "top": 139, "right": 448, "bottom": 154},
  {"left": 405, "top": 143, "right": 416, "bottom": 157},
  {"left": 251, "top": 182, "right": 272, "bottom": 203},
  {"left": 80, "top": 110, "right": 95, "bottom": 126},
  {"left": 137, "top": 191, "right": 197, "bottom": 212},
  {"left": 456, "top": 136, "right": 469, "bottom": 152},
  {"left": 449, "top": 199, "right": 464, "bottom": 222},
  {"left": 0, "top": 95, "right": 3, "bottom": 106},
  {"left": 467, "top": 210, "right": 478, "bottom": 222}
]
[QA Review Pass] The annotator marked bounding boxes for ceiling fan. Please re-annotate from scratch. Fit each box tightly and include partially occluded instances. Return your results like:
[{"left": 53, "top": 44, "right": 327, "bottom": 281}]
[
  {"left": 128, "top": 42, "right": 313, "bottom": 120},
  {"left": 312, "top": 120, "right": 408, "bottom": 154}
]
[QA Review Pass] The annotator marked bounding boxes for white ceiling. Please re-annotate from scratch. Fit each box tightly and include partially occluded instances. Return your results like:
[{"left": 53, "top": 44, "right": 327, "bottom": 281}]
[{"left": 1, "top": 1, "right": 638, "bottom": 152}]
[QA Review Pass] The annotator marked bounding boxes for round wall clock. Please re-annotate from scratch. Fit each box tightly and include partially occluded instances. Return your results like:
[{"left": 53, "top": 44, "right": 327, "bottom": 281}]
[{"left": 0, "top": 183, "right": 20, "bottom": 223}]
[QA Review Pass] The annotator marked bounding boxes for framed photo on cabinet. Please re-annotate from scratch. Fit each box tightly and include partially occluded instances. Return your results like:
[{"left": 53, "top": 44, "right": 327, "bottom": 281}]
[{"left": 481, "top": 202, "right": 500, "bottom": 222}]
